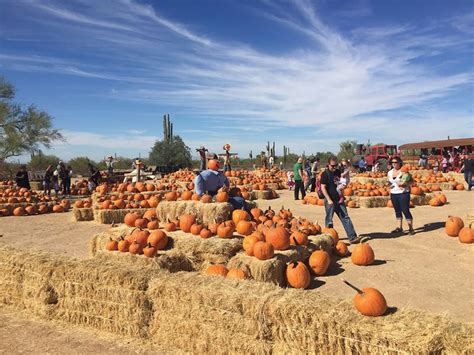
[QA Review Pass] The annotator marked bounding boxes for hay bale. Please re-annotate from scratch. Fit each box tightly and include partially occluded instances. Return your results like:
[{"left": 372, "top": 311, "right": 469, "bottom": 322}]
[
  {"left": 73, "top": 207, "right": 94, "bottom": 221},
  {"left": 147, "top": 271, "right": 473, "bottom": 354},
  {"left": 49, "top": 258, "right": 154, "bottom": 338},
  {"left": 94, "top": 208, "right": 145, "bottom": 224},
  {"left": 357, "top": 196, "right": 390, "bottom": 208},
  {"left": 249, "top": 190, "right": 278, "bottom": 200},
  {"left": 147, "top": 271, "right": 275, "bottom": 353},
  {"left": 267, "top": 292, "right": 473, "bottom": 354},
  {"left": 227, "top": 246, "right": 310, "bottom": 286},
  {"left": 156, "top": 201, "right": 232, "bottom": 225},
  {"left": 351, "top": 177, "right": 387, "bottom": 185},
  {"left": 0, "top": 246, "right": 472, "bottom": 353},
  {"left": 0, "top": 245, "right": 61, "bottom": 318},
  {"left": 90, "top": 229, "right": 240, "bottom": 271},
  {"left": 169, "top": 231, "right": 243, "bottom": 269}
]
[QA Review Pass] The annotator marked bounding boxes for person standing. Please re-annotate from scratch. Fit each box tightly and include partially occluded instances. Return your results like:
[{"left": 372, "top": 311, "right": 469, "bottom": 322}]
[
  {"left": 59, "top": 164, "right": 70, "bottom": 196},
  {"left": 441, "top": 155, "right": 448, "bottom": 173},
  {"left": 460, "top": 153, "right": 473, "bottom": 191},
  {"left": 388, "top": 157, "right": 415, "bottom": 235},
  {"left": 293, "top": 157, "right": 306, "bottom": 200},
  {"left": 43, "top": 165, "right": 53, "bottom": 196},
  {"left": 196, "top": 146, "right": 208, "bottom": 172},
  {"left": 52, "top": 168, "right": 60, "bottom": 196},
  {"left": 358, "top": 157, "right": 367, "bottom": 173},
  {"left": 320, "top": 156, "right": 361, "bottom": 244},
  {"left": 310, "top": 158, "right": 319, "bottom": 192},
  {"left": 15, "top": 165, "right": 30, "bottom": 189}
]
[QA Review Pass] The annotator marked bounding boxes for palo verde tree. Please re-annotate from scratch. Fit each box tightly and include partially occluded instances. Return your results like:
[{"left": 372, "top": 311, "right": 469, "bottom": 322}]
[
  {"left": 337, "top": 140, "right": 357, "bottom": 162},
  {"left": 0, "top": 76, "right": 63, "bottom": 162},
  {"left": 149, "top": 135, "right": 192, "bottom": 168}
]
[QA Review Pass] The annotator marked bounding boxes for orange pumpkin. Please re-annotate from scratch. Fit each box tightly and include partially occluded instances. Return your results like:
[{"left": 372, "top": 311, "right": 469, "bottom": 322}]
[
  {"left": 308, "top": 250, "right": 331, "bottom": 276},
  {"left": 265, "top": 225, "right": 290, "bottom": 250},
  {"left": 147, "top": 230, "right": 168, "bottom": 249},
  {"left": 286, "top": 261, "right": 311, "bottom": 289},
  {"left": 458, "top": 227, "right": 473, "bottom": 244},
  {"left": 335, "top": 241, "right": 349, "bottom": 257},
  {"left": 351, "top": 243, "right": 375, "bottom": 266},
  {"left": 253, "top": 241, "right": 274, "bottom": 260},
  {"left": 226, "top": 268, "right": 248, "bottom": 280},
  {"left": 344, "top": 280, "right": 387, "bottom": 317},
  {"left": 179, "top": 214, "right": 196, "bottom": 233},
  {"left": 206, "top": 264, "right": 228, "bottom": 277},
  {"left": 445, "top": 216, "right": 464, "bottom": 237}
]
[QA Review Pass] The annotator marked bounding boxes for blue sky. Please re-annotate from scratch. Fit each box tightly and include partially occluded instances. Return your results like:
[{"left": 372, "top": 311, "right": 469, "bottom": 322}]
[{"left": 1, "top": 0, "right": 473, "bottom": 162}]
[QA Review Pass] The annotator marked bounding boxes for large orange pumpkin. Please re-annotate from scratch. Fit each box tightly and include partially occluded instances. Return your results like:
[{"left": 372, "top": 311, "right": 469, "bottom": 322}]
[
  {"left": 179, "top": 214, "right": 196, "bottom": 233},
  {"left": 344, "top": 280, "right": 387, "bottom": 317},
  {"left": 445, "top": 216, "right": 464, "bottom": 237},
  {"left": 148, "top": 230, "right": 168, "bottom": 249},
  {"left": 308, "top": 250, "right": 331, "bottom": 276},
  {"left": 286, "top": 261, "right": 311, "bottom": 289},
  {"left": 253, "top": 241, "right": 274, "bottom": 260},
  {"left": 351, "top": 243, "right": 375, "bottom": 266},
  {"left": 232, "top": 208, "right": 250, "bottom": 225},
  {"left": 458, "top": 227, "right": 473, "bottom": 244},
  {"left": 265, "top": 226, "right": 290, "bottom": 250}
]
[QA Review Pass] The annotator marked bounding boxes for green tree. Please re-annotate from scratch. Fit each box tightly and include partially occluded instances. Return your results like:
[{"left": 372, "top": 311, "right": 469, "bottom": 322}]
[
  {"left": 28, "top": 153, "right": 61, "bottom": 171},
  {"left": 337, "top": 140, "right": 357, "bottom": 161},
  {"left": 0, "top": 76, "right": 63, "bottom": 161},
  {"left": 68, "top": 156, "right": 98, "bottom": 175},
  {"left": 148, "top": 135, "right": 192, "bottom": 168}
]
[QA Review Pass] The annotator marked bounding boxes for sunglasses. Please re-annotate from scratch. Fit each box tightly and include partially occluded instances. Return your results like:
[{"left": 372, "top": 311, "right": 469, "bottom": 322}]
[
  {"left": 329, "top": 164, "right": 338, "bottom": 168},
  {"left": 391, "top": 161, "right": 399, "bottom": 164}
]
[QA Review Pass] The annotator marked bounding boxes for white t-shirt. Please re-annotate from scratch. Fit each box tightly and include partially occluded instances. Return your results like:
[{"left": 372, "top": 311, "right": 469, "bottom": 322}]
[{"left": 388, "top": 169, "right": 408, "bottom": 194}]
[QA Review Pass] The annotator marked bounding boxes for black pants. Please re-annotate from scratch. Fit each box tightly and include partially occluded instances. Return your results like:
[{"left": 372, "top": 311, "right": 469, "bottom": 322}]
[
  {"left": 294, "top": 180, "right": 306, "bottom": 200},
  {"left": 390, "top": 192, "right": 413, "bottom": 220},
  {"left": 310, "top": 177, "right": 316, "bottom": 192},
  {"left": 63, "top": 178, "right": 71, "bottom": 195}
]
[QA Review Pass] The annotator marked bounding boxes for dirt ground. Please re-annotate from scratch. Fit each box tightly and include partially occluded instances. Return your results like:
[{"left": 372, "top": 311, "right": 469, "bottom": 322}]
[{"left": 0, "top": 189, "right": 473, "bottom": 353}]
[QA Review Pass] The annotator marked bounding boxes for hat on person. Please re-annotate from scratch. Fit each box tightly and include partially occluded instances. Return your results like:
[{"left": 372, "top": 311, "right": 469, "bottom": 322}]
[{"left": 107, "top": 155, "right": 113, "bottom": 159}]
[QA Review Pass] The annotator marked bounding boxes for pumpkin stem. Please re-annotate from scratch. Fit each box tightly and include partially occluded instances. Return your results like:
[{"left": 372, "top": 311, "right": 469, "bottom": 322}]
[{"left": 342, "top": 279, "right": 363, "bottom": 294}]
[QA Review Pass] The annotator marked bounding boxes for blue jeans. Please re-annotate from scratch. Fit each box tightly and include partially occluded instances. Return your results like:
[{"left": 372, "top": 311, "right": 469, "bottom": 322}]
[
  {"left": 229, "top": 196, "right": 249, "bottom": 212},
  {"left": 324, "top": 200, "right": 357, "bottom": 241},
  {"left": 390, "top": 192, "right": 413, "bottom": 220},
  {"left": 465, "top": 170, "right": 473, "bottom": 190}
]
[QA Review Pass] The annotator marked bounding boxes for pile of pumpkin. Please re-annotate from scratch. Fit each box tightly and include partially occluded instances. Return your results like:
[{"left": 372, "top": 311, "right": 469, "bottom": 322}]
[
  {"left": 105, "top": 209, "right": 168, "bottom": 256},
  {"left": 355, "top": 172, "right": 386, "bottom": 178},
  {"left": 69, "top": 180, "right": 91, "bottom": 196},
  {"left": 445, "top": 216, "right": 473, "bottom": 243},
  {"left": 412, "top": 171, "right": 464, "bottom": 190},
  {"left": 1, "top": 199, "right": 70, "bottom": 216},
  {"left": 108, "top": 207, "right": 387, "bottom": 317}
]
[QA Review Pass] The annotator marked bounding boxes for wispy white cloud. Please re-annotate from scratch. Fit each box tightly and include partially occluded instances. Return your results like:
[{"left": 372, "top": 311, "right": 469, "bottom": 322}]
[{"left": 2, "top": 0, "right": 473, "bottom": 156}]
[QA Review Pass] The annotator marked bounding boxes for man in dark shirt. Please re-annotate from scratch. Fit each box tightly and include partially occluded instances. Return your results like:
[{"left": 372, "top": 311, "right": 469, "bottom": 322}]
[
  {"left": 461, "top": 155, "right": 473, "bottom": 191},
  {"left": 15, "top": 165, "right": 30, "bottom": 189},
  {"left": 321, "top": 156, "right": 361, "bottom": 244}
]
